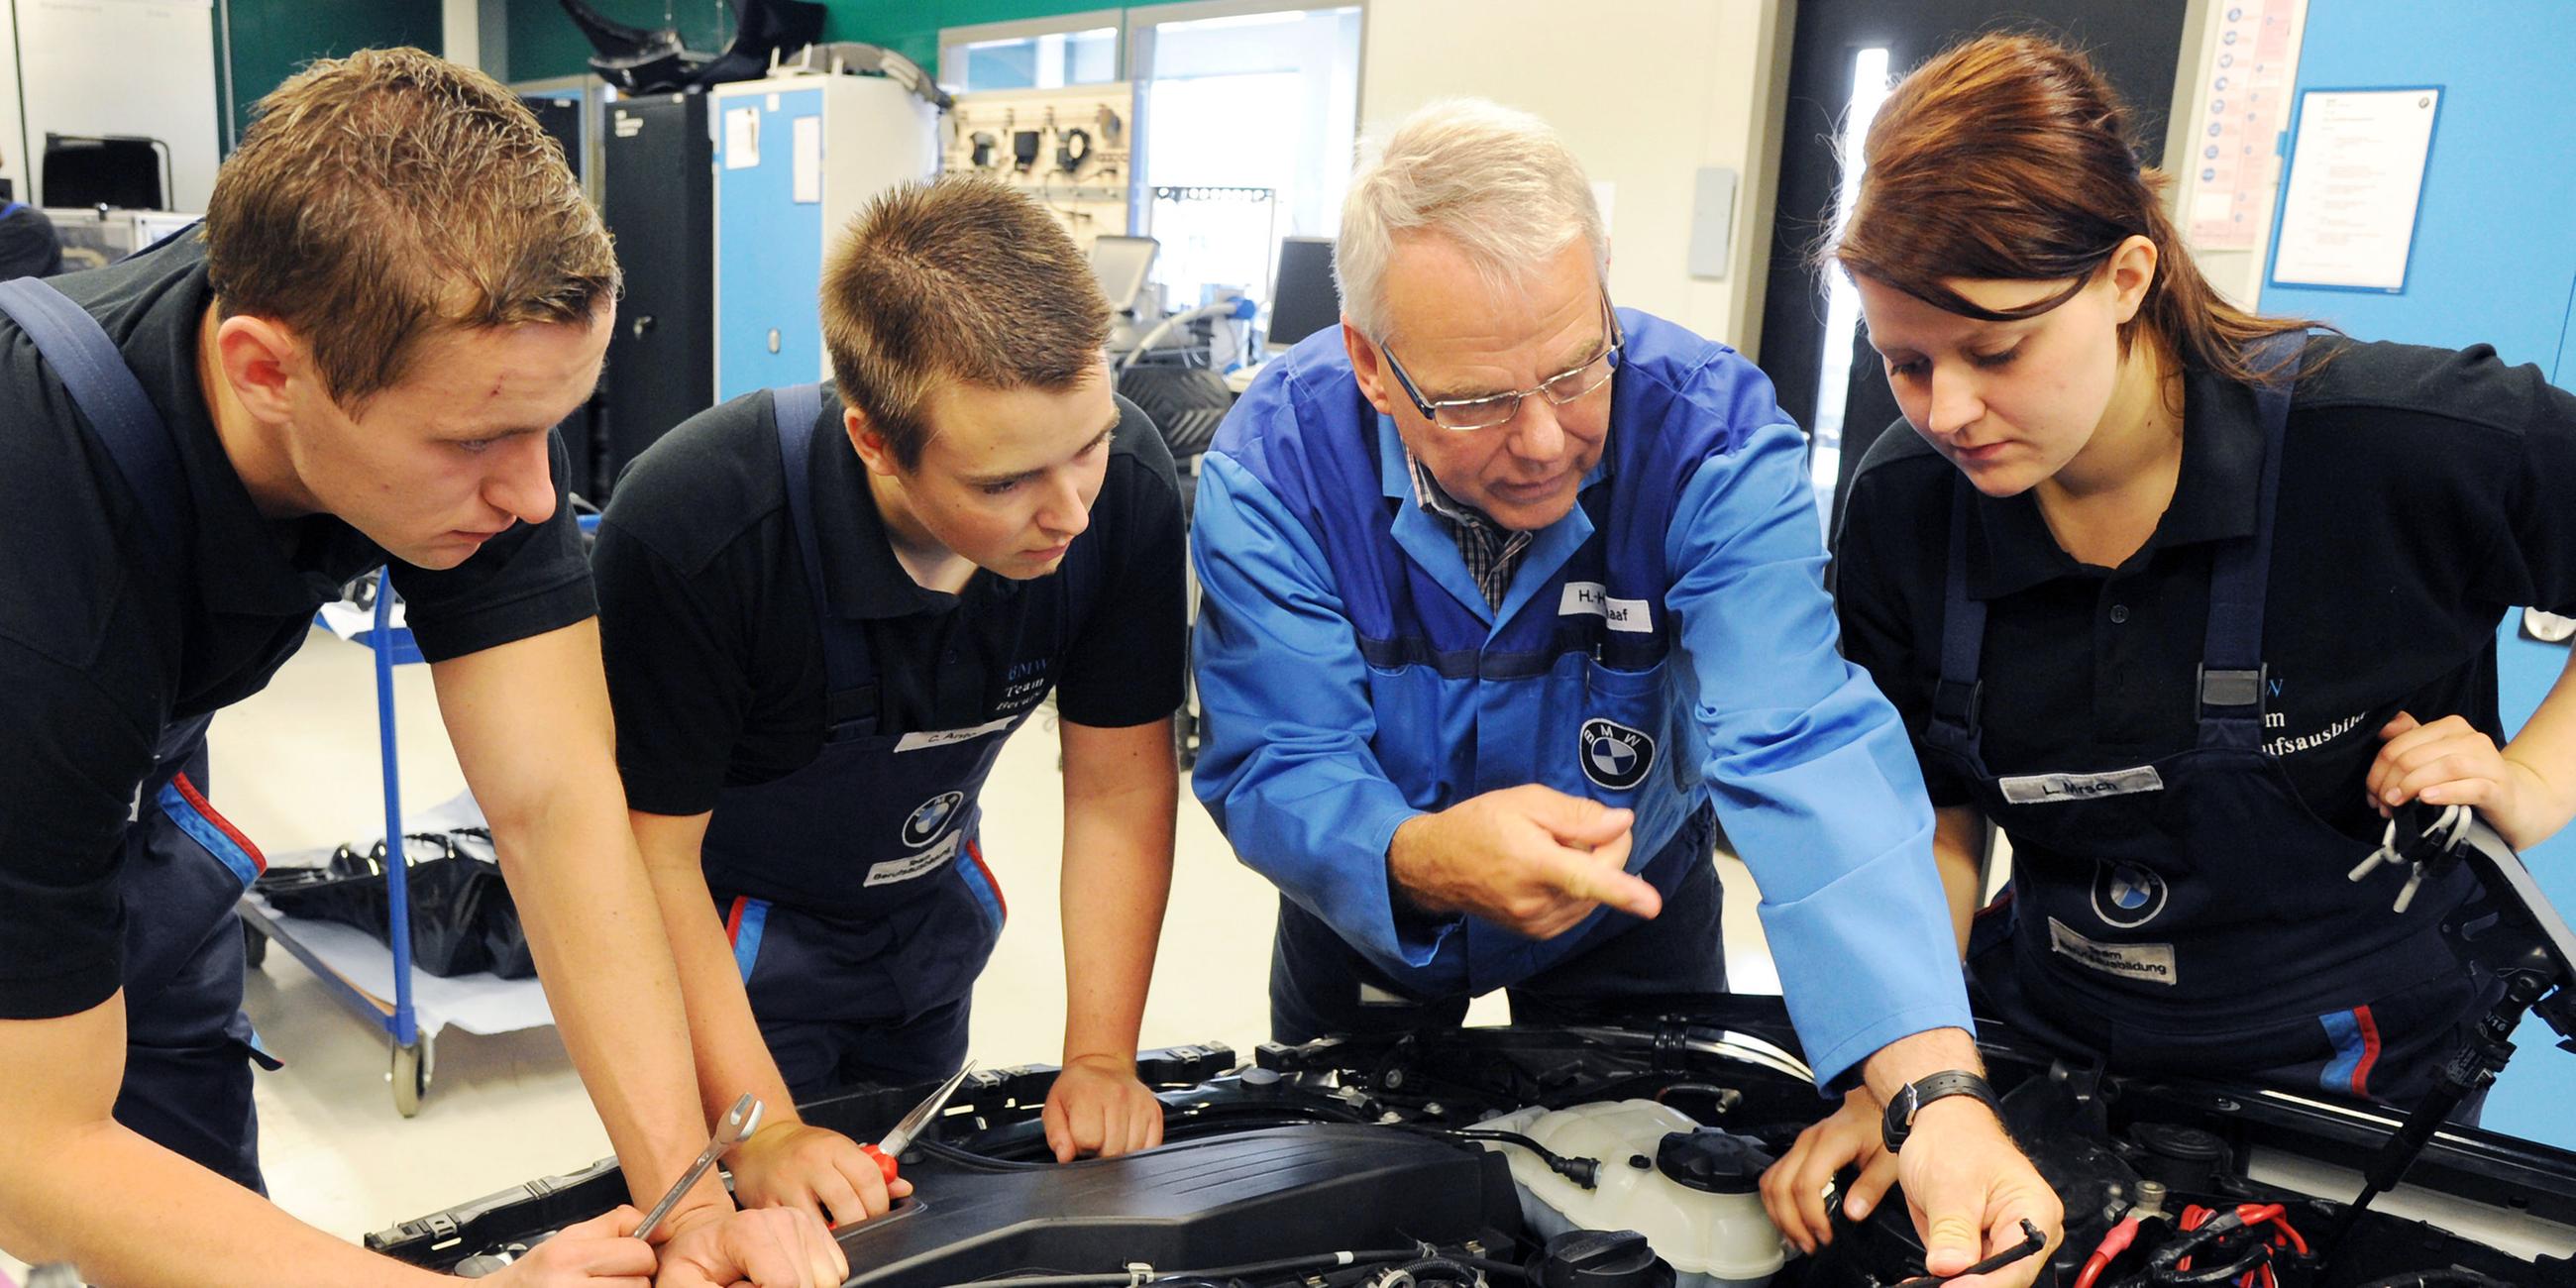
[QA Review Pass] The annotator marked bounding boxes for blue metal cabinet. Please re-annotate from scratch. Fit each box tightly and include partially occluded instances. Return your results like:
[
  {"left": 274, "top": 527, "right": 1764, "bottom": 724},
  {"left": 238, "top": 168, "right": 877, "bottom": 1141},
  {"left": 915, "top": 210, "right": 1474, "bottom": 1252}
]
[
  {"left": 715, "top": 87, "right": 828, "bottom": 400},
  {"left": 710, "top": 75, "right": 941, "bottom": 402}
]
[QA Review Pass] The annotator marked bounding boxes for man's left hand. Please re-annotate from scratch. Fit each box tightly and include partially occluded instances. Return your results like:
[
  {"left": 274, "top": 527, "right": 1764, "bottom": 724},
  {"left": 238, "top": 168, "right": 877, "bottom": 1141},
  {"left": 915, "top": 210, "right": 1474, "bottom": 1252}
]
[
  {"left": 1892, "top": 1099, "right": 2062, "bottom": 1288},
  {"left": 1761, "top": 1088, "right": 1896, "bottom": 1254},
  {"left": 1042, "top": 1053, "right": 1166, "bottom": 1162},
  {"left": 2368, "top": 711, "right": 2573, "bottom": 850}
]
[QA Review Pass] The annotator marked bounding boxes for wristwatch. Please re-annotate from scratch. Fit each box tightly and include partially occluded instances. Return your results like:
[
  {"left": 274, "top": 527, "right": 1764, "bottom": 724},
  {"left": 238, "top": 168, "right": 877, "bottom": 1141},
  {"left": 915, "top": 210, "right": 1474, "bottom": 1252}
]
[{"left": 1879, "top": 1069, "right": 2002, "bottom": 1153}]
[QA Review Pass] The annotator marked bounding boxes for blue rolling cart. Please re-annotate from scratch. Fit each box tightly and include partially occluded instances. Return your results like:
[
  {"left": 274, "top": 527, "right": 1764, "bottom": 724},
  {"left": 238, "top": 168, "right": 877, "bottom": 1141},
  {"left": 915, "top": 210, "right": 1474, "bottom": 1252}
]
[
  {"left": 234, "top": 568, "right": 439, "bottom": 1115},
  {"left": 239, "top": 509, "right": 602, "bottom": 1116}
]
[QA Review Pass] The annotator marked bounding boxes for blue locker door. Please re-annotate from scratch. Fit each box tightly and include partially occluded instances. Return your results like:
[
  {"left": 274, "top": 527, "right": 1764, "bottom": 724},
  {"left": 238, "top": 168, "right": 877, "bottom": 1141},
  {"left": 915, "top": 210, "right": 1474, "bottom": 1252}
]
[
  {"left": 2558, "top": 274, "right": 2576, "bottom": 385},
  {"left": 2262, "top": 2, "right": 2576, "bottom": 1144},
  {"left": 716, "top": 88, "right": 826, "bottom": 401},
  {"left": 2496, "top": 269, "right": 2576, "bottom": 1141}
]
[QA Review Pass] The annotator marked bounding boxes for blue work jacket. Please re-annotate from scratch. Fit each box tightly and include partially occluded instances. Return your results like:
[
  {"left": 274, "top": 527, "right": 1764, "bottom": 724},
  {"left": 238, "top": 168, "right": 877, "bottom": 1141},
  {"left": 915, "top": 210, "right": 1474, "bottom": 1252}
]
[{"left": 1189, "top": 309, "right": 1971, "bottom": 1088}]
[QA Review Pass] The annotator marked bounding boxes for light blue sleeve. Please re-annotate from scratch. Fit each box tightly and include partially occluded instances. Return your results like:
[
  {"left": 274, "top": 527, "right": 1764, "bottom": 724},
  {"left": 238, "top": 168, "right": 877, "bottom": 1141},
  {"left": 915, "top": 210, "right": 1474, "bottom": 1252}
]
[
  {"left": 1664, "top": 415, "right": 1973, "bottom": 1090},
  {"left": 1188, "top": 450, "right": 1451, "bottom": 974}
]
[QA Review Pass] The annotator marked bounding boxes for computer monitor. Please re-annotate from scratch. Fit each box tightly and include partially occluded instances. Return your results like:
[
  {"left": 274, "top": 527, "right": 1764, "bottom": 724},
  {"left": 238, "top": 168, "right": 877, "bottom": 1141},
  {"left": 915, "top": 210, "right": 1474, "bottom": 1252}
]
[
  {"left": 1089, "top": 235, "right": 1158, "bottom": 316},
  {"left": 44, "top": 134, "right": 167, "bottom": 210},
  {"left": 1266, "top": 236, "right": 1339, "bottom": 354}
]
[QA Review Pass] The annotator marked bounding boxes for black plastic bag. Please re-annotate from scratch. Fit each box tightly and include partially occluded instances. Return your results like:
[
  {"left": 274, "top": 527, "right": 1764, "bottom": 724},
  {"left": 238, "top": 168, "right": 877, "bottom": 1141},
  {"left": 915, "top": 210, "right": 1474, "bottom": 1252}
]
[{"left": 257, "top": 831, "right": 532, "bottom": 980}]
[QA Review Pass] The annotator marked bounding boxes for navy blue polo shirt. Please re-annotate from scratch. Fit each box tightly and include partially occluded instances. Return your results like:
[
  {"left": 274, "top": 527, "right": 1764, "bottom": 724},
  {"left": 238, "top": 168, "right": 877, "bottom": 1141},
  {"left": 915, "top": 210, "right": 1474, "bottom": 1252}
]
[
  {"left": 592, "top": 382, "right": 1186, "bottom": 817},
  {"left": 0, "top": 234, "right": 597, "bottom": 1019},
  {"left": 1837, "top": 335, "right": 2576, "bottom": 843}
]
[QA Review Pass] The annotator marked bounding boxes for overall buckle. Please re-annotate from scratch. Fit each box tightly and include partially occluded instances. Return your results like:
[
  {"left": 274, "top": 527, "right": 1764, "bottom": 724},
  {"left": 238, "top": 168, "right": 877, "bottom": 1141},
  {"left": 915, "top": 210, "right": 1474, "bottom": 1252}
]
[
  {"left": 1932, "top": 678, "right": 1985, "bottom": 731},
  {"left": 2196, "top": 665, "right": 2266, "bottom": 717}
]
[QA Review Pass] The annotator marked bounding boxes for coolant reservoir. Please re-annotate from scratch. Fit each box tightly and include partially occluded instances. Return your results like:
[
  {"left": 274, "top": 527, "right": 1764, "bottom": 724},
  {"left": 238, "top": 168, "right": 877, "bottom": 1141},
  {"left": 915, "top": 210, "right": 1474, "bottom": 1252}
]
[{"left": 1477, "top": 1100, "right": 1788, "bottom": 1288}]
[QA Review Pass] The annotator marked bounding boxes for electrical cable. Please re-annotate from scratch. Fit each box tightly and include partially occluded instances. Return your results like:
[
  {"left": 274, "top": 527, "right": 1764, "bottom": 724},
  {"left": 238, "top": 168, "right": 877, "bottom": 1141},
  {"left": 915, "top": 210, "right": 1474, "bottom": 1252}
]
[
  {"left": 2162, "top": 1246, "right": 2271, "bottom": 1286},
  {"left": 1890, "top": 1220, "right": 2049, "bottom": 1288},
  {"left": 1384, "top": 1126, "right": 1598, "bottom": 1189},
  {"left": 2109, "top": 1204, "right": 2304, "bottom": 1288},
  {"left": 2076, "top": 1213, "right": 2145, "bottom": 1288}
]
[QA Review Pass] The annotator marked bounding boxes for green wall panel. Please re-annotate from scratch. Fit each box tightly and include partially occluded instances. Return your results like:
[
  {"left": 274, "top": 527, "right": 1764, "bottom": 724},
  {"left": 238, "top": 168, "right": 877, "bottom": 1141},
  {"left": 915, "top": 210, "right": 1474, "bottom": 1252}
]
[
  {"left": 224, "top": 0, "right": 446, "bottom": 146},
  {"left": 507, "top": 1, "right": 735, "bottom": 86},
  {"left": 502, "top": 1, "right": 1161, "bottom": 84},
  {"left": 215, "top": 2, "right": 1193, "bottom": 157},
  {"left": 817, "top": 1, "right": 1129, "bottom": 77}
]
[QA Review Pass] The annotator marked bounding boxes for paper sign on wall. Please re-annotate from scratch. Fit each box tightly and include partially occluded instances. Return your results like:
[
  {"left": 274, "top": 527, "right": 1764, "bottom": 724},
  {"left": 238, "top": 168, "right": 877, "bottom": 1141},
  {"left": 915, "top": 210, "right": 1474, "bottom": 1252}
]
[
  {"left": 723, "top": 107, "right": 761, "bottom": 169},
  {"left": 2270, "top": 88, "right": 2441, "bottom": 292},
  {"left": 2182, "top": 0, "right": 2300, "bottom": 251},
  {"left": 793, "top": 116, "right": 822, "bottom": 203}
]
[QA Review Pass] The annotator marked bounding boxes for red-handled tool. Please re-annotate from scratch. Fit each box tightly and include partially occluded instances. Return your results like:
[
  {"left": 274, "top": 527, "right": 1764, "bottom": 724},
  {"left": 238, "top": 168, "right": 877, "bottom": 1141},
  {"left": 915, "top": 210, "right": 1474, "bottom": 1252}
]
[{"left": 860, "top": 1063, "right": 974, "bottom": 1184}]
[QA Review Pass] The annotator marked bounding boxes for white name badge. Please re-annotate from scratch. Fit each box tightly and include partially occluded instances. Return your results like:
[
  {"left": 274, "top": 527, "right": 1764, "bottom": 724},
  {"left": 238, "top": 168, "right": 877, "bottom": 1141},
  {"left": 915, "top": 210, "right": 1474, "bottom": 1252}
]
[
  {"left": 1558, "top": 582, "right": 1653, "bottom": 633},
  {"left": 1998, "top": 766, "right": 2165, "bottom": 805},
  {"left": 895, "top": 717, "right": 1017, "bottom": 753}
]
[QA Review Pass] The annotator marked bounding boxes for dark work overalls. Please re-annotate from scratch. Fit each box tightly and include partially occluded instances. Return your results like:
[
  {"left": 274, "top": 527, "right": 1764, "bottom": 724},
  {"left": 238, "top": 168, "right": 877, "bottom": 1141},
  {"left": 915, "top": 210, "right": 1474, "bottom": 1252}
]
[
  {"left": 1931, "top": 333, "right": 2482, "bottom": 1108},
  {"left": 699, "top": 384, "right": 1022, "bottom": 1097},
  {"left": 0, "top": 276, "right": 279, "bottom": 1191}
]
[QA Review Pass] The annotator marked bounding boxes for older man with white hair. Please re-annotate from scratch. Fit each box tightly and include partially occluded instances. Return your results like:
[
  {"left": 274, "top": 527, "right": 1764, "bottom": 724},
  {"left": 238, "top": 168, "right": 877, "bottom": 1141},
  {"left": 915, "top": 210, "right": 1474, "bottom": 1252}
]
[{"left": 1190, "top": 99, "right": 2063, "bottom": 1284}]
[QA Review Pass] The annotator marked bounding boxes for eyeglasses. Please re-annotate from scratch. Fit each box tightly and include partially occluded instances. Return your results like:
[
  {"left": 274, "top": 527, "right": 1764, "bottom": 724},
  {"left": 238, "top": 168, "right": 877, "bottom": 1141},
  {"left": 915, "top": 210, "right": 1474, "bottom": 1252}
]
[{"left": 1379, "top": 291, "right": 1624, "bottom": 432}]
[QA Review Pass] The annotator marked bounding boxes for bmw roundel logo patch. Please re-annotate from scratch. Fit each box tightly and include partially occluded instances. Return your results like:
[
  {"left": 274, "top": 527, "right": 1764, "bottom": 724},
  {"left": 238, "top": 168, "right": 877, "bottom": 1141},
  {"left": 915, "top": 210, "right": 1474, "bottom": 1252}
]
[
  {"left": 2090, "top": 861, "right": 2170, "bottom": 929},
  {"left": 903, "top": 791, "right": 965, "bottom": 849},
  {"left": 1578, "top": 718, "right": 1656, "bottom": 792}
]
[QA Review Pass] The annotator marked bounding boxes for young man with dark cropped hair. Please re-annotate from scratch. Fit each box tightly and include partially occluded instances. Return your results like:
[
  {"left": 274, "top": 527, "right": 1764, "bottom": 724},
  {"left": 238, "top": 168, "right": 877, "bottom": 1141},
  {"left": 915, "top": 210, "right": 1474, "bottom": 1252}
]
[
  {"left": 0, "top": 47, "right": 837, "bottom": 1288},
  {"left": 595, "top": 174, "right": 1184, "bottom": 1230}
]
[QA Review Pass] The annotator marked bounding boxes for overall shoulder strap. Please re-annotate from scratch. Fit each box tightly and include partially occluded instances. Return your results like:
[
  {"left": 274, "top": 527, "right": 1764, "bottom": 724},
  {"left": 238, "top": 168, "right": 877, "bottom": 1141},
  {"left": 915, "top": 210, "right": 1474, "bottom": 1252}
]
[
  {"left": 1929, "top": 477, "right": 1990, "bottom": 740},
  {"left": 2197, "top": 329, "right": 2308, "bottom": 744},
  {"left": 0, "top": 275, "right": 190, "bottom": 558},
  {"left": 770, "top": 382, "right": 876, "bottom": 699}
]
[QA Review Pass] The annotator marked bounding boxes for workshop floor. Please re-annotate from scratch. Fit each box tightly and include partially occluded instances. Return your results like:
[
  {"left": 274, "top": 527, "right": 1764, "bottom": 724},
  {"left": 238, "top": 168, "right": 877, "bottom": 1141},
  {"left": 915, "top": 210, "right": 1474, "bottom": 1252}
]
[{"left": 15, "top": 630, "right": 1780, "bottom": 1267}]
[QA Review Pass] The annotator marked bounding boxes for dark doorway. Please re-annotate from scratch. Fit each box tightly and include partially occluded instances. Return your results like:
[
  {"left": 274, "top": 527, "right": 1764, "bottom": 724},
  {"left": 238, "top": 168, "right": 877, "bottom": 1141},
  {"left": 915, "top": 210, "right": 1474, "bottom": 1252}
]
[{"left": 1758, "top": 2, "right": 2191, "bottom": 528}]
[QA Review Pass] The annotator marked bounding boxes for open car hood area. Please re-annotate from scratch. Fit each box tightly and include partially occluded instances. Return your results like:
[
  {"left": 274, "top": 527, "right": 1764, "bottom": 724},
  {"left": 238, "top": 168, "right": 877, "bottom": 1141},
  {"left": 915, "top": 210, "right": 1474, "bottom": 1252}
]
[{"left": 370, "top": 995, "right": 2575, "bottom": 1288}]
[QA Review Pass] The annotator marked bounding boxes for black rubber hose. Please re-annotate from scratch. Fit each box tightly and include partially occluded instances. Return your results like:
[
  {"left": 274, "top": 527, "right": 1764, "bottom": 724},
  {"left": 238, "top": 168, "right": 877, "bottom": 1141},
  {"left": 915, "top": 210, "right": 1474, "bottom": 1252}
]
[
  {"left": 918, "top": 1115, "right": 1391, "bottom": 1172},
  {"left": 912, "top": 1137, "right": 1048, "bottom": 1172}
]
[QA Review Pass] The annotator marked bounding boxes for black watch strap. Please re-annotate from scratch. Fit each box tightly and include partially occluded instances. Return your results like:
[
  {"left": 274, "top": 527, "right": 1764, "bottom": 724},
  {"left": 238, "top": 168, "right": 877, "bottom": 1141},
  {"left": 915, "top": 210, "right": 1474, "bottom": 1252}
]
[{"left": 1879, "top": 1069, "right": 2001, "bottom": 1153}]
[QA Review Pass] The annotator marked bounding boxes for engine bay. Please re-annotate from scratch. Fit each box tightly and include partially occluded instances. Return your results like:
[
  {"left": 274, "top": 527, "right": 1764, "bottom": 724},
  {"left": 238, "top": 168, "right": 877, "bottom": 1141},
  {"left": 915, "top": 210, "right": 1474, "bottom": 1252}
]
[{"left": 370, "top": 997, "right": 2576, "bottom": 1287}]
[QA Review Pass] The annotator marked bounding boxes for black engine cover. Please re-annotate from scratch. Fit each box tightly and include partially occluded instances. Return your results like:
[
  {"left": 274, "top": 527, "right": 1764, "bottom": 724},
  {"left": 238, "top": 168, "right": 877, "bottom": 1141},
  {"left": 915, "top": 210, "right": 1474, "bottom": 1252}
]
[{"left": 839, "top": 1126, "right": 1525, "bottom": 1286}]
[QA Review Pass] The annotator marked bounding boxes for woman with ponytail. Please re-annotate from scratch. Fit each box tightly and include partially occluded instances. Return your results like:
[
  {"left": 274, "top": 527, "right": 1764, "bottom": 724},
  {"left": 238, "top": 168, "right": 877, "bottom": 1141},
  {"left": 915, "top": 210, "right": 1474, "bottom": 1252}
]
[{"left": 1760, "top": 32, "right": 2576, "bottom": 1253}]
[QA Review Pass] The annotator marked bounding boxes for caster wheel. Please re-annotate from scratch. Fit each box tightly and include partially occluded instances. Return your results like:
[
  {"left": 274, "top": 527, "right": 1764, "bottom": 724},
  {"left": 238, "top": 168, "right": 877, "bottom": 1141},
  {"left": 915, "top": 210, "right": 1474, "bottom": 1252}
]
[{"left": 391, "top": 1037, "right": 435, "bottom": 1117}]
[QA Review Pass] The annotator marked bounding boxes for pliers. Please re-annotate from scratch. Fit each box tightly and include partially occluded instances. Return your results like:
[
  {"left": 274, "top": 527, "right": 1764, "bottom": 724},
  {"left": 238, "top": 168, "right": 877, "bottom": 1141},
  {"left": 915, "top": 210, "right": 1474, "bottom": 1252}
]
[{"left": 860, "top": 1064, "right": 974, "bottom": 1184}]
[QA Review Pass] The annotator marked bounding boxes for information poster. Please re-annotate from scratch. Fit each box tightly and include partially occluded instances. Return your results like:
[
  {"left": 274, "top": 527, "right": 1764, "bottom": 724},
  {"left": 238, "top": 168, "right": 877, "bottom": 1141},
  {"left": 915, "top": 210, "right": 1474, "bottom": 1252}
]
[
  {"left": 2270, "top": 87, "right": 2441, "bottom": 291},
  {"left": 2185, "top": 0, "right": 2301, "bottom": 251}
]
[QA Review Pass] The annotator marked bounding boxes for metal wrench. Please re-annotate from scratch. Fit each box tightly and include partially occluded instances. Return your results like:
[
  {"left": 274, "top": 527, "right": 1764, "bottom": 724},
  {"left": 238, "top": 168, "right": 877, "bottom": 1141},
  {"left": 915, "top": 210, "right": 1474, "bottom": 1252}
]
[{"left": 635, "top": 1092, "right": 765, "bottom": 1241}]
